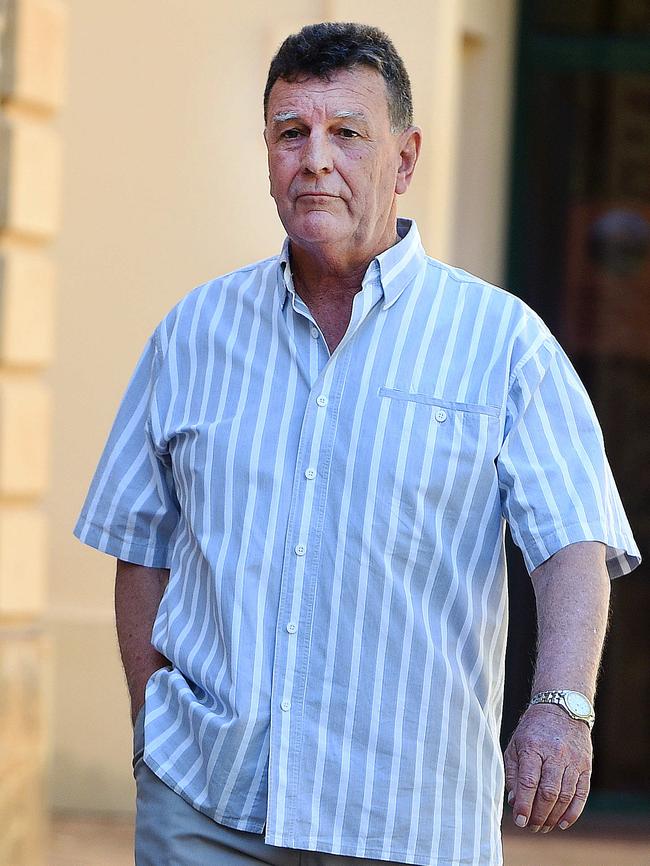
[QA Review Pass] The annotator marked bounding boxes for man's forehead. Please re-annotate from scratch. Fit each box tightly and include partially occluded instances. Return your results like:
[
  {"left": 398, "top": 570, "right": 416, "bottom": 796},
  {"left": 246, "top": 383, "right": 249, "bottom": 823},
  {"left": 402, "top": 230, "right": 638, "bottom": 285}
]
[{"left": 266, "top": 68, "right": 390, "bottom": 122}]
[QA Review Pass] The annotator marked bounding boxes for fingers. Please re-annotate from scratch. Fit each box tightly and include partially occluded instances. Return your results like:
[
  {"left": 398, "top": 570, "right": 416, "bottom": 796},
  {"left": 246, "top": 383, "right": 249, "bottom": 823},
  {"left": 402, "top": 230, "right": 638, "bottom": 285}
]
[
  {"left": 505, "top": 708, "right": 593, "bottom": 832},
  {"left": 555, "top": 770, "right": 591, "bottom": 830},
  {"left": 538, "top": 766, "right": 579, "bottom": 831},
  {"left": 510, "top": 749, "right": 543, "bottom": 828},
  {"left": 510, "top": 761, "right": 591, "bottom": 833},
  {"left": 534, "top": 765, "right": 578, "bottom": 832}
]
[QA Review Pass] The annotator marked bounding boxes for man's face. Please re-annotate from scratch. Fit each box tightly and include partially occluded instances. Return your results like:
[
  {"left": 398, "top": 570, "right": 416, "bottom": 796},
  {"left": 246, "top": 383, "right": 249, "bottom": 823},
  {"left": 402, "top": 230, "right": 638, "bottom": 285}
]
[{"left": 264, "top": 66, "right": 418, "bottom": 255}]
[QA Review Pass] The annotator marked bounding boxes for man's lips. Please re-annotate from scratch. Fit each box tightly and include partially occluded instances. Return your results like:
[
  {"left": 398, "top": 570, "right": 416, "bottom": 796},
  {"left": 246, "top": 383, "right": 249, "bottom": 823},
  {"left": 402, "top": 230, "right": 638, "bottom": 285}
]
[{"left": 296, "top": 192, "right": 339, "bottom": 199}]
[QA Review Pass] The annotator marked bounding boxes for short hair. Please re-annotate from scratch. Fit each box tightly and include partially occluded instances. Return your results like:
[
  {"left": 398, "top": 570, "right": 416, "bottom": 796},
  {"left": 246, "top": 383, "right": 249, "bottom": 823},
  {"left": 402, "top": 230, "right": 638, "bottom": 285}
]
[{"left": 263, "top": 22, "right": 413, "bottom": 133}]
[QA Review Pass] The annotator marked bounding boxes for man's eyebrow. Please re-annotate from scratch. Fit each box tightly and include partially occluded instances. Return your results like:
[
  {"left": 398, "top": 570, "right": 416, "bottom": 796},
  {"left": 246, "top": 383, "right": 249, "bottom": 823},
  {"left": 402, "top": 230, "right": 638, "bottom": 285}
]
[
  {"left": 270, "top": 109, "right": 369, "bottom": 124},
  {"left": 333, "top": 110, "right": 368, "bottom": 121},
  {"left": 271, "top": 111, "right": 301, "bottom": 124}
]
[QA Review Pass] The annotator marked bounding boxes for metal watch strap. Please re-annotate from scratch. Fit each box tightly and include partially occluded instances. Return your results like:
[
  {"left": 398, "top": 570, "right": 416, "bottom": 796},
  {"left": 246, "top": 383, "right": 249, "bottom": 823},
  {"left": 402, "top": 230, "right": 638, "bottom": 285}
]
[
  {"left": 529, "top": 689, "right": 595, "bottom": 729},
  {"left": 532, "top": 689, "right": 565, "bottom": 704}
]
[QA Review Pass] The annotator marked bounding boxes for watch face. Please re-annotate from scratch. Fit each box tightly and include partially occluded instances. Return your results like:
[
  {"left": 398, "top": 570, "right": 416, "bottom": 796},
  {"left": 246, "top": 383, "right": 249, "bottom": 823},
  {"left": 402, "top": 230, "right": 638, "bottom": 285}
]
[{"left": 566, "top": 692, "right": 591, "bottom": 717}]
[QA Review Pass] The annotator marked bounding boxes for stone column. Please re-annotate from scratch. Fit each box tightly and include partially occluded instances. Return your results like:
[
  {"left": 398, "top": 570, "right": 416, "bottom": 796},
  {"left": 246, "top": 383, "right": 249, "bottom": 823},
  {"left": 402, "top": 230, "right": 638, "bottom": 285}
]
[{"left": 0, "top": 1, "right": 66, "bottom": 864}]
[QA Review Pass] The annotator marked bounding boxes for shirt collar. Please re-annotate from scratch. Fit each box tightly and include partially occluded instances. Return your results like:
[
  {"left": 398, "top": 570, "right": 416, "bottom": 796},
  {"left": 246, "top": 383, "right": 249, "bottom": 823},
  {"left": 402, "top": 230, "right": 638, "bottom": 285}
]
[{"left": 277, "top": 218, "right": 425, "bottom": 311}]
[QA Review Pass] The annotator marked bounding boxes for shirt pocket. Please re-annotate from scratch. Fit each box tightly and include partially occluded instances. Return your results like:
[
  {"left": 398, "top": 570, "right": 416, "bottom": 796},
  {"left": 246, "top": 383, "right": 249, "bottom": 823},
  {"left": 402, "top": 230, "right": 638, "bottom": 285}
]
[{"left": 375, "top": 386, "right": 501, "bottom": 551}]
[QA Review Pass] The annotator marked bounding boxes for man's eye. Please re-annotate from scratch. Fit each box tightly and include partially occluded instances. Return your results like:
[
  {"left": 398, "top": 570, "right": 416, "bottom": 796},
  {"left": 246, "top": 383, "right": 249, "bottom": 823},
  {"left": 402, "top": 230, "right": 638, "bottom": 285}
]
[
  {"left": 338, "top": 128, "right": 360, "bottom": 138},
  {"left": 281, "top": 129, "right": 302, "bottom": 139}
]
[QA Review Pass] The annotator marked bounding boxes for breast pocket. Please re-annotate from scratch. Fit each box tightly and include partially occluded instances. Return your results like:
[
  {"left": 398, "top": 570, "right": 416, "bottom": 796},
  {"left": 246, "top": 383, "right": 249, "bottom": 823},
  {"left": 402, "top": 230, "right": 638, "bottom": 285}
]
[{"left": 375, "top": 386, "right": 501, "bottom": 548}]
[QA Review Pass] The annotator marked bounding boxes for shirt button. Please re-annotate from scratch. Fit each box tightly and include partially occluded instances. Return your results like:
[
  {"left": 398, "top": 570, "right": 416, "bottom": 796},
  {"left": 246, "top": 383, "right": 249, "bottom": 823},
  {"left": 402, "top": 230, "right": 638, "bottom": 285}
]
[
  {"left": 304, "top": 467, "right": 317, "bottom": 480},
  {"left": 286, "top": 622, "right": 297, "bottom": 634},
  {"left": 316, "top": 394, "right": 328, "bottom": 407},
  {"left": 310, "top": 326, "right": 319, "bottom": 339},
  {"left": 281, "top": 699, "right": 291, "bottom": 712},
  {"left": 294, "top": 544, "right": 306, "bottom": 556},
  {"left": 435, "top": 408, "right": 447, "bottom": 423}
]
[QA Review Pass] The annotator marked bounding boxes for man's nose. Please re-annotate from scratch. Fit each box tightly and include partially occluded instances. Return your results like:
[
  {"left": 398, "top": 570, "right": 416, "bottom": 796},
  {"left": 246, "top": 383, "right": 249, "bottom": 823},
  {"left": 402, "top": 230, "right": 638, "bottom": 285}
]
[{"left": 301, "top": 130, "right": 333, "bottom": 175}]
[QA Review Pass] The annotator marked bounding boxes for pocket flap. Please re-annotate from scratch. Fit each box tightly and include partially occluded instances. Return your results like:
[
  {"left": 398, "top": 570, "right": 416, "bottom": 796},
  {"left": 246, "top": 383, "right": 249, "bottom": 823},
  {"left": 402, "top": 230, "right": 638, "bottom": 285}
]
[{"left": 377, "top": 386, "right": 500, "bottom": 417}]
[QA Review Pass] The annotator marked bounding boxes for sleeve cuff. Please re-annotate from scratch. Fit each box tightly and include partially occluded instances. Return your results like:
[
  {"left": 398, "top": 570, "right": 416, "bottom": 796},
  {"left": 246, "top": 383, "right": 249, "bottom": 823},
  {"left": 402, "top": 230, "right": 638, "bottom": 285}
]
[
  {"left": 73, "top": 515, "right": 172, "bottom": 569},
  {"left": 519, "top": 521, "right": 642, "bottom": 579}
]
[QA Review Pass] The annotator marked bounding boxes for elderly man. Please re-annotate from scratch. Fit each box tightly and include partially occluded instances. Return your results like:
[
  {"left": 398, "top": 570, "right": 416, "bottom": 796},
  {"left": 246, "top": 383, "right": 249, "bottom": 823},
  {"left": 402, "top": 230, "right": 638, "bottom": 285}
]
[{"left": 74, "top": 21, "right": 639, "bottom": 866}]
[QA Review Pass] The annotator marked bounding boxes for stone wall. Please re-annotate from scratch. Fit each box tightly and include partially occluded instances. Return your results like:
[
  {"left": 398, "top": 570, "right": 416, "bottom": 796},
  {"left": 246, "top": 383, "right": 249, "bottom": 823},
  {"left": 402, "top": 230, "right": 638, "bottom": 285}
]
[{"left": 0, "top": 1, "right": 66, "bottom": 863}]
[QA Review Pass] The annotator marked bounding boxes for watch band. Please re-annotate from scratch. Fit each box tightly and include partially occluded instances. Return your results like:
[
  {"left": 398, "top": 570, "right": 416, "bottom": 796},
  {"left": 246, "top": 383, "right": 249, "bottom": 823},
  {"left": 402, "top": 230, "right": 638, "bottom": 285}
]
[{"left": 529, "top": 689, "right": 595, "bottom": 730}]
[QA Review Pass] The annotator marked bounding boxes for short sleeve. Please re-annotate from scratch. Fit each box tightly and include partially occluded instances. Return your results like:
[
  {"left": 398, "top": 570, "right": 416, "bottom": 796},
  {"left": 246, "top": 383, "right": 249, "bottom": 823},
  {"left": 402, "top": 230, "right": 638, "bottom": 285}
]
[
  {"left": 497, "top": 338, "right": 641, "bottom": 578},
  {"left": 73, "top": 327, "right": 180, "bottom": 567}
]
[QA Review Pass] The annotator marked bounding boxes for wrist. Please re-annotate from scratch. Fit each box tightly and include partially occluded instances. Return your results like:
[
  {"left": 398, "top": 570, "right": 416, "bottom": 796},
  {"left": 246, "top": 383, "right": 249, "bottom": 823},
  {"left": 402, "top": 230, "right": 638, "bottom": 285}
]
[{"left": 529, "top": 689, "right": 595, "bottom": 730}]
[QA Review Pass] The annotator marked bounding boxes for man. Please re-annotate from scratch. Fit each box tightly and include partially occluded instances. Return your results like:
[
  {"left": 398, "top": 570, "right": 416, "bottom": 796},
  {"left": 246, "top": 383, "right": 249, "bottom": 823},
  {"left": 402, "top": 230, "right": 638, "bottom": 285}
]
[{"left": 74, "top": 22, "right": 640, "bottom": 866}]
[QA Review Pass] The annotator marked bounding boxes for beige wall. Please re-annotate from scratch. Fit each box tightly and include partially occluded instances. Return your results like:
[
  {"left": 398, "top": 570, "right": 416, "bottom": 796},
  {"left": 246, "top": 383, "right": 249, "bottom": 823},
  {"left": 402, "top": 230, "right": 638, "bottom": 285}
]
[
  {"left": 453, "top": 0, "right": 516, "bottom": 282},
  {"left": 48, "top": 0, "right": 516, "bottom": 813},
  {"left": 1, "top": 0, "right": 67, "bottom": 861}
]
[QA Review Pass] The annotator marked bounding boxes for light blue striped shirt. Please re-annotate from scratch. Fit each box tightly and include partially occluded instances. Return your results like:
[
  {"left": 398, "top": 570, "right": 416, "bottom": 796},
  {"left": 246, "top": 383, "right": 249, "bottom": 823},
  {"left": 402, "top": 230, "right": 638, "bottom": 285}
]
[{"left": 74, "top": 219, "right": 639, "bottom": 866}]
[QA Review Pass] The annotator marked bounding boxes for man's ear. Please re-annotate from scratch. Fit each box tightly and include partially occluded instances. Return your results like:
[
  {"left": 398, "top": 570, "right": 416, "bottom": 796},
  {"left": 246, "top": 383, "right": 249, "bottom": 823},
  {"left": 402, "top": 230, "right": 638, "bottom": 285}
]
[
  {"left": 395, "top": 126, "right": 422, "bottom": 196},
  {"left": 263, "top": 128, "right": 273, "bottom": 196}
]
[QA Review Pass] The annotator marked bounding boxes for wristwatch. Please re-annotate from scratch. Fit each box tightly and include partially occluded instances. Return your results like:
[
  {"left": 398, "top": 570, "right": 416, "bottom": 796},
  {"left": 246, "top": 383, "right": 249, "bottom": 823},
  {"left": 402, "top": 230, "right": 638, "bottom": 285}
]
[{"left": 529, "top": 690, "right": 595, "bottom": 730}]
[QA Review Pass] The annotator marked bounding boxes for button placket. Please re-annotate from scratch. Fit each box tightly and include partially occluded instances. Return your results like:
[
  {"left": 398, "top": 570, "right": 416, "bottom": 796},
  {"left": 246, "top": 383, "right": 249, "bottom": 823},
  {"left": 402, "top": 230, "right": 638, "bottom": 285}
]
[
  {"left": 267, "top": 273, "right": 381, "bottom": 840},
  {"left": 269, "top": 341, "right": 353, "bottom": 837}
]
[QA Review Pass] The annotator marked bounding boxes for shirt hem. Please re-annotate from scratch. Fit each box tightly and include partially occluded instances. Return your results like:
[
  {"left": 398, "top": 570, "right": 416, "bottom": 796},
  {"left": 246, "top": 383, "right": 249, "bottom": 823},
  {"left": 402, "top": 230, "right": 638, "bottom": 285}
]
[
  {"left": 262, "top": 834, "right": 500, "bottom": 866},
  {"left": 142, "top": 752, "right": 266, "bottom": 833},
  {"left": 142, "top": 756, "right": 501, "bottom": 865}
]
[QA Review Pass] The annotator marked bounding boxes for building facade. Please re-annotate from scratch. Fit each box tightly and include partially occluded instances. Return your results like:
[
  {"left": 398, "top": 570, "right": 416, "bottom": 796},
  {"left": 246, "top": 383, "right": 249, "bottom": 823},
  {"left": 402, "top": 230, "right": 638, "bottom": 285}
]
[
  {"left": 0, "top": 1, "right": 65, "bottom": 864},
  {"left": 1, "top": 1, "right": 648, "bottom": 863}
]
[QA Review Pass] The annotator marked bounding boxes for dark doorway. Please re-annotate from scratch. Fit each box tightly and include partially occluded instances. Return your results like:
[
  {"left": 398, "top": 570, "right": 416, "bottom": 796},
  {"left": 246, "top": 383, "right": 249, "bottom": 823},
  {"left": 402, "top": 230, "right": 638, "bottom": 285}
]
[{"left": 502, "top": 0, "right": 650, "bottom": 807}]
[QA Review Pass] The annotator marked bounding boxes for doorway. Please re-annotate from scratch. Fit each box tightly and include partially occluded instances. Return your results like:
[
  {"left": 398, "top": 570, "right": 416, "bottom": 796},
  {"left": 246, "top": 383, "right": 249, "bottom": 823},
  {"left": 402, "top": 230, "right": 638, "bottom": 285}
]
[{"left": 502, "top": 0, "right": 650, "bottom": 806}]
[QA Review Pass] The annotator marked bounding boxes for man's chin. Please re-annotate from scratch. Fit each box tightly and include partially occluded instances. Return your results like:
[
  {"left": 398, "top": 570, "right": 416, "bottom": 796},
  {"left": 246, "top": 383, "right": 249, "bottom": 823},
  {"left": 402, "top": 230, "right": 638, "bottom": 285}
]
[{"left": 284, "top": 212, "right": 348, "bottom": 247}]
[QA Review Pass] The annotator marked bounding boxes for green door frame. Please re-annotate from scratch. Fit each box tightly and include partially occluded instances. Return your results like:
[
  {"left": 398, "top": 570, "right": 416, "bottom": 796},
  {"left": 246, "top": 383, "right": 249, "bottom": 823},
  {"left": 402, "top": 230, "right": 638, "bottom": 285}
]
[{"left": 506, "top": 7, "right": 650, "bottom": 302}]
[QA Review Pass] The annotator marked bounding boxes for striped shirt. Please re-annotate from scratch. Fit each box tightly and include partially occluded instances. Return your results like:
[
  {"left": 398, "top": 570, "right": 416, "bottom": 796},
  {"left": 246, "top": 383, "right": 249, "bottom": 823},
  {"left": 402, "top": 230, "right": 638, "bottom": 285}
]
[{"left": 74, "top": 218, "right": 640, "bottom": 866}]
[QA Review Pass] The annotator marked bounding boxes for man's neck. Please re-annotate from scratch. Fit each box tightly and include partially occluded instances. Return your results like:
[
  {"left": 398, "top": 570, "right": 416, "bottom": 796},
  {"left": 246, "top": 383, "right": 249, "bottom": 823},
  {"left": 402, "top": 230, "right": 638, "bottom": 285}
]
[{"left": 289, "top": 230, "right": 399, "bottom": 310}]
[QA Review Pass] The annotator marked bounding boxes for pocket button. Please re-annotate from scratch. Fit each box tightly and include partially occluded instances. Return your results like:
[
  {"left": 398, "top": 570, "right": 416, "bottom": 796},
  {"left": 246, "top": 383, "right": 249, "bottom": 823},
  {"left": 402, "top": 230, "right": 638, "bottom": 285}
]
[{"left": 435, "top": 408, "right": 447, "bottom": 423}]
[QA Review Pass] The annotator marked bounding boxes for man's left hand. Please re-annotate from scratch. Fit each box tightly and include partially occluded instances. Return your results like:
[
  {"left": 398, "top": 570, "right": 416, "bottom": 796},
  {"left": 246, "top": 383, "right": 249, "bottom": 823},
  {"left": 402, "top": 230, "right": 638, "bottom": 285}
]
[{"left": 504, "top": 703, "right": 592, "bottom": 833}]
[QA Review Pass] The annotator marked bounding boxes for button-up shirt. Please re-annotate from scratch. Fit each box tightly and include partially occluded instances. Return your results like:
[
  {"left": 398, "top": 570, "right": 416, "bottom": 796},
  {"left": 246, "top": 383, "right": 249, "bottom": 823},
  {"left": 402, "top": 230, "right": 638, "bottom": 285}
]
[{"left": 74, "top": 219, "right": 639, "bottom": 866}]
